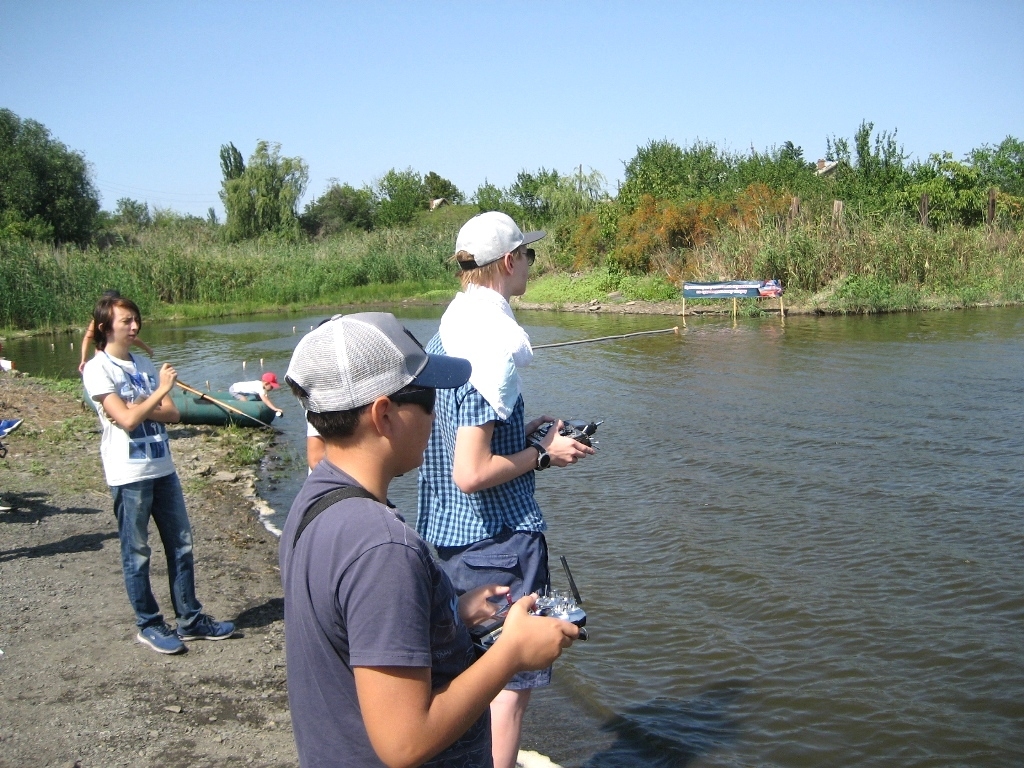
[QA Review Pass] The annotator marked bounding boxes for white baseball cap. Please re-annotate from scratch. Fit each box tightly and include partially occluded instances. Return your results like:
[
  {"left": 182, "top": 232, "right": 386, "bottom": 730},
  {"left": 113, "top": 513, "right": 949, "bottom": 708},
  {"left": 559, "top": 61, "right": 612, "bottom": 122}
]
[
  {"left": 285, "top": 312, "right": 471, "bottom": 412},
  {"left": 455, "top": 211, "right": 545, "bottom": 269}
]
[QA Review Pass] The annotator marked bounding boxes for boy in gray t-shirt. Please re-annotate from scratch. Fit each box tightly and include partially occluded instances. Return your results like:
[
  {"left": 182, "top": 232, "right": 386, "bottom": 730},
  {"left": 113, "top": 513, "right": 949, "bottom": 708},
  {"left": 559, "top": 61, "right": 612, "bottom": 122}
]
[{"left": 279, "top": 313, "right": 580, "bottom": 768}]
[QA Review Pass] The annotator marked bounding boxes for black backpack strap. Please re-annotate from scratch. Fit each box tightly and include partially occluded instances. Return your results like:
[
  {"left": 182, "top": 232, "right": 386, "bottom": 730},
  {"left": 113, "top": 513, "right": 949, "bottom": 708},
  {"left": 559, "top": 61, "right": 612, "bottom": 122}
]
[{"left": 292, "top": 485, "right": 379, "bottom": 547}]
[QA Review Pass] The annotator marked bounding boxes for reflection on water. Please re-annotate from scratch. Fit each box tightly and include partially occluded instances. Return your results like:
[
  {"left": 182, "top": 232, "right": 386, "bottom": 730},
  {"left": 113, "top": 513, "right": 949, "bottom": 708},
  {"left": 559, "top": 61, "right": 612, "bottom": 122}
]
[
  {"left": 6, "top": 307, "right": 1024, "bottom": 767},
  {"left": 586, "top": 689, "right": 745, "bottom": 768}
]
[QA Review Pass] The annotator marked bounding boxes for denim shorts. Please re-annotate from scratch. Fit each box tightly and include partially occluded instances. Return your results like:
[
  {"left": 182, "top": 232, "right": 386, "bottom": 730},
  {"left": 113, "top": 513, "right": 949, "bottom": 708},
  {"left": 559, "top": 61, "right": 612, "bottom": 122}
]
[{"left": 436, "top": 530, "right": 552, "bottom": 690}]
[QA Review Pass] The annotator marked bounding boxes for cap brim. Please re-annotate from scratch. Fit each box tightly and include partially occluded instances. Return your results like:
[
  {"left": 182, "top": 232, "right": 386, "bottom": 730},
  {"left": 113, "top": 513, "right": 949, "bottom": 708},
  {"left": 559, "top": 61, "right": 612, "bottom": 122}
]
[
  {"left": 521, "top": 230, "right": 546, "bottom": 245},
  {"left": 411, "top": 353, "right": 471, "bottom": 390}
]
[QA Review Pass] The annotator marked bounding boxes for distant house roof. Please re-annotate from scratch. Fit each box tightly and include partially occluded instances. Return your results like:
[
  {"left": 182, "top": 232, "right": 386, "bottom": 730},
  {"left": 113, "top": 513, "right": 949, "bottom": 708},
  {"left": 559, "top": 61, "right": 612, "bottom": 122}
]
[{"left": 815, "top": 160, "right": 839, "bottom": 176}]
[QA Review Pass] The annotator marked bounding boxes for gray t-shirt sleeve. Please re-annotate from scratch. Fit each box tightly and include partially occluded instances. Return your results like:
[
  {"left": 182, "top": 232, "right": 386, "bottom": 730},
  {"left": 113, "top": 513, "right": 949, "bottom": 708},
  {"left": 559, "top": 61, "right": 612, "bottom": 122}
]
[{"left": 343, "top": 541, "right": 434, "bottom": 668}]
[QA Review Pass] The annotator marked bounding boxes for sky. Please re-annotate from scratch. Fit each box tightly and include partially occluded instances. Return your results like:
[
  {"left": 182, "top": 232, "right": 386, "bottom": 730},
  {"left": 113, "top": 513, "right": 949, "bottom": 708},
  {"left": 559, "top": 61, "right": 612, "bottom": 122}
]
[{"left": 2, "top": 1, "right": 1022, "bottom": 218}]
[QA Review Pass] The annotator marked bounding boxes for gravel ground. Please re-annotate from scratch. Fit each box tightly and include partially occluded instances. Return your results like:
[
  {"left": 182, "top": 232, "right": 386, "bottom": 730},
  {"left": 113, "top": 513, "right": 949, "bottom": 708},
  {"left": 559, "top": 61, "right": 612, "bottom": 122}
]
[
  {"left": 0, "top": 374, "right": 601, "bottom": 768},
  {"left": 0, "top": 374, "right": 296, "bottom": 768}
]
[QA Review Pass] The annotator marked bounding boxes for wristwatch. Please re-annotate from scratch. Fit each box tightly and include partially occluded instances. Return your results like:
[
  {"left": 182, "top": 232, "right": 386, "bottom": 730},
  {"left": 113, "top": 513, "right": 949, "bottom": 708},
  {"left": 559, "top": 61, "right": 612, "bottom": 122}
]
[{"left": 530, "top": 442, "right": 550, "bottom": 471}]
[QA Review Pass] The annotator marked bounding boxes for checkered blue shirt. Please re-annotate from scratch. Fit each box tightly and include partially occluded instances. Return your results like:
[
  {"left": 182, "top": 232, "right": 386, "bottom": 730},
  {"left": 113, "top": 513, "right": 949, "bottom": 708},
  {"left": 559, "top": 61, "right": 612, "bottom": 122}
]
[{"left": 417, "top": 334, "right": 545, "bottom": 548}]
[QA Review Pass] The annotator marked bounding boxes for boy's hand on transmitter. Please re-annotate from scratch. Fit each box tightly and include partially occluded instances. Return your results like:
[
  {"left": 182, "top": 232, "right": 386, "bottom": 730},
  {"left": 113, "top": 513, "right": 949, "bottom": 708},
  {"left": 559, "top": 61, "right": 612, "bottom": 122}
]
[
  {"left": 496, "top": 593, "right": 578, "bottom": 671},
  {"left": 525, "top": 415, "right": 556, "bottom": 435},
  {"left": 542, "top": 420, "right": 596, "bottom": 467},
  {"left": 458, "top": 584, "right": 511, "bottom": 628}
]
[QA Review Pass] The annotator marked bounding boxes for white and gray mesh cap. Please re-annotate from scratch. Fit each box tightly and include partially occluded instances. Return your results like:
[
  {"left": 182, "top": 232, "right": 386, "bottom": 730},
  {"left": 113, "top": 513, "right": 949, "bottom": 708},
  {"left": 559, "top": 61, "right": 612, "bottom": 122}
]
[
  {"left": 285, "top": 312, "right": 471, "bottom": 412},
  {"left": 455, "top": 211, "right": 545, "bottom": 269}
]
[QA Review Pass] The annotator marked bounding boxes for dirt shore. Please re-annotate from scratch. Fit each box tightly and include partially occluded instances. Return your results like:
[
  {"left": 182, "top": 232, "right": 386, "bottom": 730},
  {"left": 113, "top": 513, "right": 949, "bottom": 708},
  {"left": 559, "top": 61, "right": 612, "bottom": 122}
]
[
  {"left": 0, "top": 374, "right": 295, "bottom": 768},
  {"left": 0, "top": 374, "right": 601, "bottom": 768}
]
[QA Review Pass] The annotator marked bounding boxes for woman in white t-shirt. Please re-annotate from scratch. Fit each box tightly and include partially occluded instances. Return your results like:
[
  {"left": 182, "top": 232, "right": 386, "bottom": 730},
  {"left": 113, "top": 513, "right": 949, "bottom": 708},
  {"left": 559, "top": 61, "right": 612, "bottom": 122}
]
[{"left": 82, "top": 294, "right": 234, "bottom": 654}]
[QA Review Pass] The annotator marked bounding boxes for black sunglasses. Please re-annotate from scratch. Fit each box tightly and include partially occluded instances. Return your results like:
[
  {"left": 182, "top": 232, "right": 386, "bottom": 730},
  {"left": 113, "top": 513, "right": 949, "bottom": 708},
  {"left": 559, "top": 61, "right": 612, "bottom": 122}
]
[
  {"left": 388, "top": 385, "right": 436, "bottom": 414},
  {"left": 525, "top": 247, "right": 536, "bottom": 266}
]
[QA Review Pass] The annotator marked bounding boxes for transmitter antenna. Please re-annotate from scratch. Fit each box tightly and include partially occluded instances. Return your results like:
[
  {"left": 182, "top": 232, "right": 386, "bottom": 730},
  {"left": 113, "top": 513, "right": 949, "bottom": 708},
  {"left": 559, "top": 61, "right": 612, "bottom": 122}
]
[{"left": 560, "top": 556, "right": 584, "bottom": 606}]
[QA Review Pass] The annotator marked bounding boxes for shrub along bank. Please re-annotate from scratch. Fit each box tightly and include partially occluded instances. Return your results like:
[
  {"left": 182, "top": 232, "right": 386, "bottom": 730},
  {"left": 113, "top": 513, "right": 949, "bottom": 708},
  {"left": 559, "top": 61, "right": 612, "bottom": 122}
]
[
  {"left": 687, "top": 213, "right": 1024, "bottom": 314},
  {"left": 3, "top": 210, "right": 1022, "bottom": 331}
]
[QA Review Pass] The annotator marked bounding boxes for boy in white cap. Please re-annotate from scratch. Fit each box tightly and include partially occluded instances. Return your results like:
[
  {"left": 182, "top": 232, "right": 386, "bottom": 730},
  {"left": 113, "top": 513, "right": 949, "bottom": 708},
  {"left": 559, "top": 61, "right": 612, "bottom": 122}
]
[
  {"left": 416, "top": 212, "right": 595, "bottom": 768},
  {"left": 280, "top": 311, "right": 579, "bottom": 768}
]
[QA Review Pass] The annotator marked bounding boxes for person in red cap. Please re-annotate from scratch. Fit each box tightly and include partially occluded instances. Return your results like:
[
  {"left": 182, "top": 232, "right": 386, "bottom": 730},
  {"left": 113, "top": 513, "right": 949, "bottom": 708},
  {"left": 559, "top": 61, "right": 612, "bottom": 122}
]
[{"left": 229, "top": 372, "right": 284, "bottom": 417}]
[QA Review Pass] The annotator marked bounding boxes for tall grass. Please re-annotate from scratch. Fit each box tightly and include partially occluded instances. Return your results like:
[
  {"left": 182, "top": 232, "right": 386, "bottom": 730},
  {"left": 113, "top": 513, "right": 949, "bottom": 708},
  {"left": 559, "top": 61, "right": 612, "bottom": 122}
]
[
  {"left": 3, "top": 210, "right": 1024, "bottom": 329},
  {"left": 692, "top": 214, "right": 1024, "bottom": 312},
  {"left": 0, "top": 224, "right": 461, "bottom": 330}
]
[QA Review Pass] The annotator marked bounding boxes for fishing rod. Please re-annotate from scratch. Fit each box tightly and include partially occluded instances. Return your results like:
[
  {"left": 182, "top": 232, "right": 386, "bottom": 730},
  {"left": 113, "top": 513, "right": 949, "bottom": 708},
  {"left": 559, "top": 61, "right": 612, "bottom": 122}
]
[
  {"left": 175, "top": 380, "right": 278, "bottom": 431},
  {"left": 532, "top": 326, "right": 679, "bottom": 350}
]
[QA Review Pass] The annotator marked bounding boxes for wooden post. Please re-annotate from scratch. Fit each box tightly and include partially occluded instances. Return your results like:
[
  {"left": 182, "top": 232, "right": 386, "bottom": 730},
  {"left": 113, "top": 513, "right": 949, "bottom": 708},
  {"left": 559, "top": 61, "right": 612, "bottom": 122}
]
[
  {"left": 681, "top": 296, "right": 686, "bottom": 327},
  {"left": 919, "top": 193, "right": 930, "bottom": 228},
  {"left": 831, "top": 199, "right": 844, "bottom": 228},
  {"left": 732, "top": 297, "right": 738, "bottom": 320},
  {"left": 789, "top": 196, "right": 800, "bottom": 224},
  {"left": 988, "top": 187, "right": 997, "bottom": 226},
  {"left": 779, "top": 295, "right": 785, "bottom": 324}
]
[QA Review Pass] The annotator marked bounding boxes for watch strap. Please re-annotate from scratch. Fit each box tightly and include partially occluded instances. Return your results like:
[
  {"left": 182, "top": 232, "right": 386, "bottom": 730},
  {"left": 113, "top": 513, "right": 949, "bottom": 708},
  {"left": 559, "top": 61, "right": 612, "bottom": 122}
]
[{"left": 529, "top": 441, "right": 549, "bottom": 470}]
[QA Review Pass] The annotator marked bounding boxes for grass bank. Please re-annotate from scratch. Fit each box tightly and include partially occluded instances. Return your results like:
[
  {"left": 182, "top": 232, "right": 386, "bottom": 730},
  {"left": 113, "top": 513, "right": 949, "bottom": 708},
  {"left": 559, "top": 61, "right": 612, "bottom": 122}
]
[
  {"left": 3, "top": 211, "right": 1023, "bottom": 332},
  {"left": 691, "top": 215, "right": 1024, "bottom": 313},
  {"left": 523, "top": 216, "right": 1024, "bottom": 315},
  {"left": 0, "top": 372, "right": 298, "bottom": 767},
  {"left": 0, "top": 223, "right": 462, "bottom": 330}
]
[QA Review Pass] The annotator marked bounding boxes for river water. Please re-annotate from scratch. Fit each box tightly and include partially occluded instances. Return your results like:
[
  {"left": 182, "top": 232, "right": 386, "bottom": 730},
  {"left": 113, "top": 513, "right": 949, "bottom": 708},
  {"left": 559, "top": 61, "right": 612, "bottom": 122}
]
[{"left": 6, "top": 307, "right": 1024, "bottom": 766}]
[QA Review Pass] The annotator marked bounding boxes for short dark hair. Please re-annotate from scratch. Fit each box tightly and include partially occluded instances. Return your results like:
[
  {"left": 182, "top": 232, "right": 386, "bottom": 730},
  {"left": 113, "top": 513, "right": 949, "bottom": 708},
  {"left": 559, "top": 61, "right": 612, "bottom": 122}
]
[
  {"left": 288, "top": 378, "right": 368, "bottom": 439},
  {"left": 92, "top": 295, "right": 142, "bottom": 351},
  {"left": 306, "top": 408, "right": 368, "bottom": 439}
]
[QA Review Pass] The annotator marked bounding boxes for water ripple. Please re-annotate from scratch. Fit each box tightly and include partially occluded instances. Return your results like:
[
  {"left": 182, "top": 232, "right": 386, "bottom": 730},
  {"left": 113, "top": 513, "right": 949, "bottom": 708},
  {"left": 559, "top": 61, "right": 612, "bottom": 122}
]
[{"left": 12, "top": 308, "right": 1024, "bottom": 766}]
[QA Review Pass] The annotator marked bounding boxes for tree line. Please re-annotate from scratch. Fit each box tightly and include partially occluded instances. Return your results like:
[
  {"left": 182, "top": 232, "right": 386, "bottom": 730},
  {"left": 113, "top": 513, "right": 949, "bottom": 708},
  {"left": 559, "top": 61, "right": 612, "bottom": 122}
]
[{"left": 2, "top": 107, "right": 1021, "bottom": 275}]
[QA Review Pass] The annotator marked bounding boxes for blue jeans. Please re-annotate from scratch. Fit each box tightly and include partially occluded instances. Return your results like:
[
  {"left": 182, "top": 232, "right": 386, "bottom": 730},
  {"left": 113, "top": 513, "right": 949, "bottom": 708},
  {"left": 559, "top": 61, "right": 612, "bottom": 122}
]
[{"left": 111, "top": 472, "right": 203, "bottom": 631}]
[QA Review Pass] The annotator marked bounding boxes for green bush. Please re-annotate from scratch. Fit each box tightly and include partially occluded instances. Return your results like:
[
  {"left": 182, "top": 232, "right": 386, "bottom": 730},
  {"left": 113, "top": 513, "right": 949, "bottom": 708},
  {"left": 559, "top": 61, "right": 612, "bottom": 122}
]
[
  {"left": 899, "top": 153, "right": 985, "bottom": 228},
  {"left": 617, "top": 273, "right": 679, "bottom": 301},
  {"left": 301, "top": 183, "right": 375, "bottom": 237},
  {"left": 0, "top": 109, "right": 100, "bottom": 243},
  {"left": 762, "top": 228, "right": 825, "bottom": 291},
  {"left": 618, "top": 139, "right": 732, "bottom": 211},
  {"left": 969, "top": 137, "right": 1024, "bottom": 197},
  {"left": 219, "top": 141, "right": 308, "bottom": 241},
  {"left": 424, "top": 172, "right": 463, "bottom": 205},
  {"left": 374, "top": 168, "right": 428, "bottom": 228},
  {"left": 828, "top": 274, "right": 921, "bottom": 313},
  {"left": 114, "top": 198, "right": 152, "bottom": 229}
]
